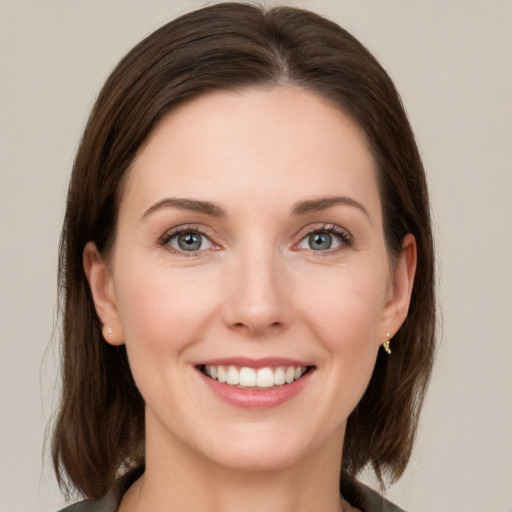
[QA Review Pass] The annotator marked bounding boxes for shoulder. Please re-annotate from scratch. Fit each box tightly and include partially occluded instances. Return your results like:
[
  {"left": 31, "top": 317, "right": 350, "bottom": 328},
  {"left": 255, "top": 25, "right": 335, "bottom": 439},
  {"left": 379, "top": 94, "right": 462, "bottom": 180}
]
[
  {"left": 55, "top": 491, "right": 118, "bottom": 512},
  {"left": 56, "top": 466, "right": 144, "bottom": 512},
  {"left": 341, "top": 476, "right": 407, "bottom": 512},
  {"left": 357, "top": 483, "right": 407, "bottom": 512},
  {"left": 56, "top": 496, "right": 114, "bottom": 512}
]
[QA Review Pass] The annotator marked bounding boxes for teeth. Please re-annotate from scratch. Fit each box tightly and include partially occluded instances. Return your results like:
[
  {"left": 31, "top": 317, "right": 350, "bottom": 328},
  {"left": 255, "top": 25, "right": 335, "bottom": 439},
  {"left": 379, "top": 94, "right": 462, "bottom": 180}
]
[
  {"left": 203, "top": 365, "right": 307, "bottom": 388},
  {"left": 256, "top": 367, "right": 274, "bottom": 388},
  {"left": 226, "top": 366, "right": 239, "bottom": 385},
  {"left": 239, "top": 367, "right": 256, "bottom": 387},
  {"left": 217, "top": 366, "right": 227, "bottom": 383},
  {"left": 274, "top": 367, "right": 285, "bottom": 385}
]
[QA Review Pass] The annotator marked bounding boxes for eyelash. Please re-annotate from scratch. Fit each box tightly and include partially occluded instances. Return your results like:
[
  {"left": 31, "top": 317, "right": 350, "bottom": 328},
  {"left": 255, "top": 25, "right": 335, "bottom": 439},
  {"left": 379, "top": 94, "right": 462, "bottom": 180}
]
[
  {"left": 158, "top": 224, "right": 216, "bottom": 257},
  {"left": 296, "top": 224, "right": 353, "bottom": 253},
  {"left": 158, "top": 223, "right": 353, "bottom": 257}
]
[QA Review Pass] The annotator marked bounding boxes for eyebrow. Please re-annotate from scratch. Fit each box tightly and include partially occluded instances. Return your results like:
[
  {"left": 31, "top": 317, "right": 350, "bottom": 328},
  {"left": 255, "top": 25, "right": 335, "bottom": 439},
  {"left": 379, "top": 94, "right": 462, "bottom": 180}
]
[
  {"left": 142, "top": 195, "right": 370, "bottom": 221},
  {"left": 142, "top": 198, "right": 226, "bottom": 220},
  {"left": 292, "top": 196, "right": 370, "bottom": 219}
]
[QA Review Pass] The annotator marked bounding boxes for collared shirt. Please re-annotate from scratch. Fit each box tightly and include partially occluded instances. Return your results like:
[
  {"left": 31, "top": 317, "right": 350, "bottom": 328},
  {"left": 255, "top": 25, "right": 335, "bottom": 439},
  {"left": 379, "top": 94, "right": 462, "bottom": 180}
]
[{"left": 57, "top": 467, "right": 406, "bottom": 512}]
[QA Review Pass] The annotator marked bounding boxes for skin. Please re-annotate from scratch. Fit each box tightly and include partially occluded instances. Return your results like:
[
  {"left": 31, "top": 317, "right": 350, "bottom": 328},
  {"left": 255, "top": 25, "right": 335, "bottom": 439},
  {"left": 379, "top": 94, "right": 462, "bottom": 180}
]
[{"left": 84, "top": 86, "right": 416, "bottom": 512}]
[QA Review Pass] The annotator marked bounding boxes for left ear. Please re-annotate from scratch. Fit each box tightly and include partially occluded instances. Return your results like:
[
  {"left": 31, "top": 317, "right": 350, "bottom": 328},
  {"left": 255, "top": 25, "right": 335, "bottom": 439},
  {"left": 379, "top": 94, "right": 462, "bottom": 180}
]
[
  {"left": 380, "top": 233, "right": 417, "bottom": 338},
  {"left": 83, "top": 241, "right": 125, "bottom": 346}
]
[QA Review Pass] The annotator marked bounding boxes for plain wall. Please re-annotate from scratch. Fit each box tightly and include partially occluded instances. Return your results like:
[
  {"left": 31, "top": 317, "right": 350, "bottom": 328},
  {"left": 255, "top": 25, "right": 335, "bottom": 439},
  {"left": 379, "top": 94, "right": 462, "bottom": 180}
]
[{"left": 0, "top": 1, "right": 511, "bottom": 511}]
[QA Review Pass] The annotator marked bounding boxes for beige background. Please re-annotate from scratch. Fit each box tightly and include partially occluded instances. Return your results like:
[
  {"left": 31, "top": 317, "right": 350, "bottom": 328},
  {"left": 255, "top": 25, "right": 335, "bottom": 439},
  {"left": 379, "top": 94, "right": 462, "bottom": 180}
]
[{"left": 1, "top": 1, "right": 511, "bottom": 511}]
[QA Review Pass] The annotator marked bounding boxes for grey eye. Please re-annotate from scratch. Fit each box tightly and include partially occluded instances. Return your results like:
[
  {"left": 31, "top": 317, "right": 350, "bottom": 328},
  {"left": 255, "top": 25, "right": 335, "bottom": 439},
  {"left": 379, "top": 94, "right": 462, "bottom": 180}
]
[
  {"left": 308, "top": 233, "right": 333, "bottom": 250},
  {"left": 169, "top": 232, "right": 212, "bottom": 252},
  {"left": 297, "top": 230, "right": 344, "bottom": 251}
]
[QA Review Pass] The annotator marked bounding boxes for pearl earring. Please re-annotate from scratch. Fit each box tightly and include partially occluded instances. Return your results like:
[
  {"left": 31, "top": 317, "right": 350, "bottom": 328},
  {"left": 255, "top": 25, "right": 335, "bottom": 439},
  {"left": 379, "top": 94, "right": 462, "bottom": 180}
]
[{"left": 383, "top": 332, "right": 392, "bottom": 355}]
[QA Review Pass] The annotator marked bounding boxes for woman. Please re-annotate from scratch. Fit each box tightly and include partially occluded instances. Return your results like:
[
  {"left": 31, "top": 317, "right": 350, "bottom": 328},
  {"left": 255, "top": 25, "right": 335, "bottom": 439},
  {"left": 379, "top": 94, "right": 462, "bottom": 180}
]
[{"left": 53, "top": 3, "right": 435, "bottom": 511}]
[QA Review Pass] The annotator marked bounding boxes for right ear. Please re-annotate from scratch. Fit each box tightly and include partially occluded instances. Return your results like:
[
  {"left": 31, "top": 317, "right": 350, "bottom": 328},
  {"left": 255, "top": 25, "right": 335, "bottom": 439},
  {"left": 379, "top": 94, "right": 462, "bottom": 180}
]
[{"left": 83, "top": 241, "right": 124, "bottom": 346}]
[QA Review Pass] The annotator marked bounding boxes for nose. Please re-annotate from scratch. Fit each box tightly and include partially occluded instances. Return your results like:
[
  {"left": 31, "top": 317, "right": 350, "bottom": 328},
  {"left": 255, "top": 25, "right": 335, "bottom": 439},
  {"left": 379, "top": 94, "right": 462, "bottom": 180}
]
[{"left": 221, "top": 247, "right": 289, "bottom": 337}]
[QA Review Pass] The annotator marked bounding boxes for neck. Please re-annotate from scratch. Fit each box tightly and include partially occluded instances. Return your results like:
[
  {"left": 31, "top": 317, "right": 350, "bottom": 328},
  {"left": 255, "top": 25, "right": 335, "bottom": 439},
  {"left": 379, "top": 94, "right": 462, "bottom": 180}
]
[{"left": 124, "top": 418, "right": 346, "bottom": 512}]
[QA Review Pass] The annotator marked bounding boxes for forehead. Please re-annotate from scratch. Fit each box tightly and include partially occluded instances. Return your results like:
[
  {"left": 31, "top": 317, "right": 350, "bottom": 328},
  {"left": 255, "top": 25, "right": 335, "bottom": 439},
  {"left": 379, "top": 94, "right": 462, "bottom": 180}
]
[{"left": 122, "top": 86, "right": 380, "bottom": 218}]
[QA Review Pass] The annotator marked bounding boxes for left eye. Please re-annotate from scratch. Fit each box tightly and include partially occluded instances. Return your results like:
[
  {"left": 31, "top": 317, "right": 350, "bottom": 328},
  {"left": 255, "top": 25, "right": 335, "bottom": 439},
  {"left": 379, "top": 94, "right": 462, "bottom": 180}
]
[
  {"left": 168, "top": 231, "right": 213, "bottom": 252},
  {"left": 297, "top": 231, "right": 343, "bottom": 251}
]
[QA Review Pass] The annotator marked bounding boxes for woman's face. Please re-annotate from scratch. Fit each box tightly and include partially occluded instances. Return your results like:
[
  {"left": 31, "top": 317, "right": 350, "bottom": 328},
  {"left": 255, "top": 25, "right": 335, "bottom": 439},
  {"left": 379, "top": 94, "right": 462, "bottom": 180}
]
[{"left": 85, "top": 87, "right": 415, "bottom": 473}]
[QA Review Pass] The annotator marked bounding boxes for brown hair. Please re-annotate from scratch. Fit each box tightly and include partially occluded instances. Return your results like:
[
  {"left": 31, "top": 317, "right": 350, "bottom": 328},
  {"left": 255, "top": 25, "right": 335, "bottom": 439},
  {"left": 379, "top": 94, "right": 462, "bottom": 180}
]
[{"left": 53, "top": 1, "right": 436, "bottom": 499}]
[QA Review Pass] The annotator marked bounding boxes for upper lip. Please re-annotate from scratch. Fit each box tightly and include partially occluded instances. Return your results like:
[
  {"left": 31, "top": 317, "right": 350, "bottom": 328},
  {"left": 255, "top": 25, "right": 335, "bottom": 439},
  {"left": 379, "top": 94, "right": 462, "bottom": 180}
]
[{"left": 195, "top": 357, "right": 313, "bottom": 369}]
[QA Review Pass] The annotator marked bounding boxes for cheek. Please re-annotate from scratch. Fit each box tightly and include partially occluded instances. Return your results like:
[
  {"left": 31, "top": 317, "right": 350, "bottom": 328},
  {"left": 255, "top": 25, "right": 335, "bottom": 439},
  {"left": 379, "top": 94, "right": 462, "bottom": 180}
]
[
  {"left": 114, "top": 263, "right": 219, "bottom": 356},
  {"left": 112, "top": 263, "right": 222, "bottom": 411},
  {"left": 295, "top": 264, "right": 387, "bottom": 398},
  {"left": 295, "top": 265, "right": 388, "bottom": 347},
  {"left": 284, "top": 265, "right": 387, "bottom": 436}
]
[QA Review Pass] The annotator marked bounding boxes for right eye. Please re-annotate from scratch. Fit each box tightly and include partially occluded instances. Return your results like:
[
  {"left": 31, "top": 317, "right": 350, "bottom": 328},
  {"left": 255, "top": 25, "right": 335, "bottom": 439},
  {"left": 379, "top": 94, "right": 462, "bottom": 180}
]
[{"left": 165, "top": 230, "right": 214, "bottom": 253}]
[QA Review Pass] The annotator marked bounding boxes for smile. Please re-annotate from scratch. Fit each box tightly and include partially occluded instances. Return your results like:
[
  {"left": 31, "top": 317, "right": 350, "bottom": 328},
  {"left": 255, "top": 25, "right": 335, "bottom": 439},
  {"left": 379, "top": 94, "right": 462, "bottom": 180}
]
[
  {"left": 196, "top": 358, "right": 315, "bottom": 408},
  {"left": 201, "top": 365, "right": 309, "bottom": 389}
]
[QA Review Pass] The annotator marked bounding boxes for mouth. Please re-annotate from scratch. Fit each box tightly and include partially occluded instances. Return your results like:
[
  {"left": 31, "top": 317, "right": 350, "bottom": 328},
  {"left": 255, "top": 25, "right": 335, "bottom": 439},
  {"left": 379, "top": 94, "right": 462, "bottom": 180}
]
[
  {"left": 197, "top": 364, "right": 315, "bottom": 390},
  {"left": 195, "top": 358, "right": 315, "bottom": 409}
]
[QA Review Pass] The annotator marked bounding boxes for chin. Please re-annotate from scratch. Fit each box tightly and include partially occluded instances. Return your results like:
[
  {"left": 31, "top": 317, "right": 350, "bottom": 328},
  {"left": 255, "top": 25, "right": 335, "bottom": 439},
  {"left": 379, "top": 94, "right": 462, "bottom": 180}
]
[
  {"left": 194, "top": 420, "right": 340, "bottom": 474},
  {"left": 206, "top": 438, "right": 308, "bottom": 473}
]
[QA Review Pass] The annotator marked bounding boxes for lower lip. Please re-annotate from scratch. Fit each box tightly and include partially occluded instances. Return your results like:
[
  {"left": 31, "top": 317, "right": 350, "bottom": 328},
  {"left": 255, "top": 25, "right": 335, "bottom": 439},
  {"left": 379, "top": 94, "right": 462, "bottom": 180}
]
[{"left": 197, "top": 369, "right": 313, "bottom": 409}]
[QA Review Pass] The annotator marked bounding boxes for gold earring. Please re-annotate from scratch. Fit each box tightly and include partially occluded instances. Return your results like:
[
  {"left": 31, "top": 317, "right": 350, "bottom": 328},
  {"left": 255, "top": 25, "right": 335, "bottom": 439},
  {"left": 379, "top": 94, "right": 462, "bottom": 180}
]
[{"left": 383, "top": 332, "right": 391, "bottom": 355}]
